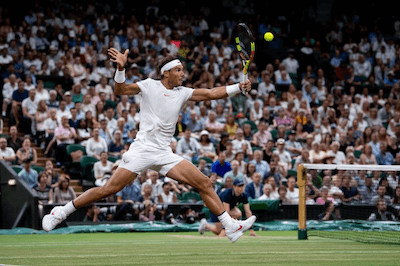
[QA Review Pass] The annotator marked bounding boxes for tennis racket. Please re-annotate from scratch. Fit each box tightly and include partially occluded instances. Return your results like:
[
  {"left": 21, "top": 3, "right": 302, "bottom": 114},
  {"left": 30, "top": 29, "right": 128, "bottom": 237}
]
[{"left": 235, "top": 23, "right": 255, "bottom": 94}]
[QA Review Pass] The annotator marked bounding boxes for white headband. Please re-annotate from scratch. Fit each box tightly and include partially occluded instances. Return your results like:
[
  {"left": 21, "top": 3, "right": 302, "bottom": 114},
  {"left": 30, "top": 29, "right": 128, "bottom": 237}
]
[{"left": 160, "top": 59, "right": 182, "bottom": 74}]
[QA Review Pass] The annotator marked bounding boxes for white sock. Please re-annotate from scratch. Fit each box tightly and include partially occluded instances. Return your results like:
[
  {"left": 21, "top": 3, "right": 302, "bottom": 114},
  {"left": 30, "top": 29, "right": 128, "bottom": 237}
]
[
  {"left": 217, "top": 211, "right": 232, "bottom": 228},
  {"left": 63, "top": 201, "right": 77, "bottom": 216}
]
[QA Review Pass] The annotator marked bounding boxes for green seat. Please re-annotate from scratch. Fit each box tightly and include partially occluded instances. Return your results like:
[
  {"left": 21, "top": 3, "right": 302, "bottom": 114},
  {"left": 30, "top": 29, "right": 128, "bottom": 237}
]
[
  {"left": 66, "top": 144, "right": 86, "bottom": 156},
  {"left": 291, "top": 159, "right": 296, "bottom": 169},
  {"left": 270, "top": 129, "right": 278, "bottom": 140},
  {"left": 79, "top": 155, "right": 98, "bottom": 183},
  {"left": 354, "top": 150, "right": 362, "bottom": 159},
  {"left": 108, "top": 156, "right": 118, "bottom": 163},
  {"left": 181, "top": 192, "right": 202, "bottom": 203},
  {"left": 12, "top": 166, "right": 23, "bottom": 174},
  {"left": 197, "top": 156, "right": 213, "bottom": 164},
  {"left": 43, "top": 81, "right": 55, "bottom": 90},
  {"left": 0, "top": 133, "right": 10, "bottom": 139},
  {"left": 288, "top": 170, "right": 297, "bottom": 177},
  {"left": 31, "top": 165, "right": 45, "bottom": 173}
]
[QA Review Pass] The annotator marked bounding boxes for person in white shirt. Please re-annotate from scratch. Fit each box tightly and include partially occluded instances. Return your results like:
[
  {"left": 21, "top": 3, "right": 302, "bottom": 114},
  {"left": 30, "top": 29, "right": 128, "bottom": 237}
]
[
  {"left": 56, "top": 100, "right": 71, "bottom": 124},
  {"left": 0, "top": 137, "right": 16, "bottom": 165},
  {"left": 327, "top": 141, "right": 346, "bottom": 164},
  {"left": 93, "top": 151, "right": 114, "bottom": 187},
  {"left": 352, "top": 54, "right": 371, "bottom": 79},
  {"left": 35, "top": 80, "right": 50, "bottom": 102},
  {"left": 95, "top": 76, "right": 115, "bottom": 101},
  {"left": 2, "top": 74, "right": 18, "bottom": 117},
  {"left": 282, "top": 50, "right": 299, "bottom": 75},
  {"left": 285, "top": 176, "right": 299, "bottom": 204},
  {"left": 21, "top": 89, "right": 38, "bottom": 133},
  {"left": 257, "top": 72, "right": 275, "bottom": 99},
  {"left": 86, "top": 127, "right": 108, "bottom": 160},
  {"left": 42, "top": 49, "right": 256, "bottom": 243},
  {"left": 258, "top": 184, "right": 280, "bottom": 200},
  {"left": 273, "top": 138, "right": 292, "bottom": 170}
]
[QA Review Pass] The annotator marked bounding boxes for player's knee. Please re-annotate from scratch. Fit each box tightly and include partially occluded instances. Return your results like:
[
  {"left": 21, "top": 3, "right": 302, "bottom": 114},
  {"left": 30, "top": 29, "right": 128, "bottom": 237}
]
[
  {"left": 197, "top": 176, "right": 213, "bottom": 192},
  {"left": 100, "top": 183, "right": 121, "bottom": 197}
]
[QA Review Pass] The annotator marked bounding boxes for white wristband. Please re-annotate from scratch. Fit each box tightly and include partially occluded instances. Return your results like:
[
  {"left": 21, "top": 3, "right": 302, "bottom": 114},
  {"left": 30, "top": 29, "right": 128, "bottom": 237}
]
[
  {"left": 226, "top": 84, "right": 241, "bottom": 96},
  {"left": 114, "top": 69, "right": 126, "bottom": 83}
]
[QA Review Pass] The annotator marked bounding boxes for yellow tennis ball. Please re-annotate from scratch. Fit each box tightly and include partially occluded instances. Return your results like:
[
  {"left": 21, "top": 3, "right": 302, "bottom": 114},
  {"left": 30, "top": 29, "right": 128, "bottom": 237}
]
[{"left": 264, "top": 32, "right": 274, "bottom": 41}]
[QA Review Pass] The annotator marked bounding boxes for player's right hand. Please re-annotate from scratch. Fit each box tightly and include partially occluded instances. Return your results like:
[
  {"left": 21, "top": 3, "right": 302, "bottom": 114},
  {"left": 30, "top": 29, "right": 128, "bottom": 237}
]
[
  {"left": 108, "top": 48, "right": 128, "bottom": 69},
  {"left": 239, "top": 79, "right": 251, "bottom": 93}
]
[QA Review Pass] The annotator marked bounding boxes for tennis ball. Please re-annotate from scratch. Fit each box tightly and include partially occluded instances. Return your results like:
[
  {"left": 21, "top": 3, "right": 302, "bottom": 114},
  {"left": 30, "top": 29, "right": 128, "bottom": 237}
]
[{"left": 264, "top": 32, "right": 274, "bottom": 42}]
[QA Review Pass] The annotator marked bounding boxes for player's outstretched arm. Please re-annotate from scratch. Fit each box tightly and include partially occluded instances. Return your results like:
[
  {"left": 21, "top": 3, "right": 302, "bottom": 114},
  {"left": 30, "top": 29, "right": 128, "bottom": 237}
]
[
  {"left": 108, "top": 47, "right": 141, "bottom": 96},
  {"left": 190, "top": 80, "right": 251, "bottom": 102}
]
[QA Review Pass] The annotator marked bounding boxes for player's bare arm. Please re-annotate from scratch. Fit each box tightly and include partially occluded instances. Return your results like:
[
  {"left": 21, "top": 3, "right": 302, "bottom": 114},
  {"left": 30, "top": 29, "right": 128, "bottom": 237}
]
[
  {"left": 190, "top": 80, "right": 251, "bottom": 102},
  {"left": 108, "top": 47, "right": 141, "bottom": 96}
]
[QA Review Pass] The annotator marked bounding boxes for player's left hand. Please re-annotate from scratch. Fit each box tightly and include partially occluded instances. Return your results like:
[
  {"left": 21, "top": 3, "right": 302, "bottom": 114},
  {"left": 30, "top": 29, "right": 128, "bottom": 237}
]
[{"left": 239, "top": 79, "right": 251, "bottom": 93}]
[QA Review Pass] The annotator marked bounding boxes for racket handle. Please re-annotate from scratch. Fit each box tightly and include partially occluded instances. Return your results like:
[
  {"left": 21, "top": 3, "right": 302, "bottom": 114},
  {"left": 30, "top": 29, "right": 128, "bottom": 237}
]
[{"left": 242, "top": 74, "right": 248, "bottom": 95}]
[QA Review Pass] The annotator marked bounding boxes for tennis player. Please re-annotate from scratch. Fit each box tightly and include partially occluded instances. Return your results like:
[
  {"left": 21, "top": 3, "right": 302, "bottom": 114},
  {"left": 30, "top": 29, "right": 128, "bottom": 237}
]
[{"left": 43, "top": 48, "right": 256, "bottom": 242}]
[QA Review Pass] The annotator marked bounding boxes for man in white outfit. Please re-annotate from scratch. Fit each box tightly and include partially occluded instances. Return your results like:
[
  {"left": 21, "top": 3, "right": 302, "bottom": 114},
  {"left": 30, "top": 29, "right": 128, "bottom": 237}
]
[{"left": 43, "top": 48, "right": 256, "bottom": 243}]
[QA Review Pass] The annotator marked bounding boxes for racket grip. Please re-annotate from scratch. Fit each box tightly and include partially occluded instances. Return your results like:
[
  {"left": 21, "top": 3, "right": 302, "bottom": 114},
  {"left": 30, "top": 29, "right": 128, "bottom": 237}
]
[{"left": 242, "top": 74, "right": 248, "bottom": 95}]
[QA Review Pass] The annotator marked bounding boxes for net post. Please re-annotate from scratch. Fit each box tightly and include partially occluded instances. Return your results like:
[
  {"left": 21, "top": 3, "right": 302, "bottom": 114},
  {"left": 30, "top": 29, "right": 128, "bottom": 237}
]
[{"left": 297, "top": 164, "right": 308, "bottom": 240}]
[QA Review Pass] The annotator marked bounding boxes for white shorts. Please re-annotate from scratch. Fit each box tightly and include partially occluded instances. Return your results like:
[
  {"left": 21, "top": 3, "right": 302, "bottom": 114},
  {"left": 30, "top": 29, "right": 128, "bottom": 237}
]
[{"left": 118, "top": 142, "right": 184, "bottom": 176}]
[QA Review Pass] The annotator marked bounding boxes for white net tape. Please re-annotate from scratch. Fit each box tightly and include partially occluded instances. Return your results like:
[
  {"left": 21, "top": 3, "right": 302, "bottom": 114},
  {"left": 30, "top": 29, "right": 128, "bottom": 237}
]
[{"left": 302, "top": 164, "right": 400, "bottom": 171}]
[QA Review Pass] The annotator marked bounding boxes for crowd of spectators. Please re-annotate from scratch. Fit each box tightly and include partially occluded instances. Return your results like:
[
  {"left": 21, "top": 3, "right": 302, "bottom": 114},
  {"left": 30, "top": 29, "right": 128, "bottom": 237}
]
[{"left": 0, "top": 1, "right": 400, "bottom": 222}]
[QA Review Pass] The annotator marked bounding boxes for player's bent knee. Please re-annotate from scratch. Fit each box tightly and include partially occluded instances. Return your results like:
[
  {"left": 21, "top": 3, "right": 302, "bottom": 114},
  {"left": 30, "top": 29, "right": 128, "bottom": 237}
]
[{"left": 197, "top": 177, "right": 213, "bottom": 192}]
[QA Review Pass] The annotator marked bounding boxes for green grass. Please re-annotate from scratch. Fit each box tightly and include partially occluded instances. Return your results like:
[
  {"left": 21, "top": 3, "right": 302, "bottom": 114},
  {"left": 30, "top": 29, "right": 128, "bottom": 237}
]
[{"left": 0, "top": 231, "right": 399, "bottom": 266}]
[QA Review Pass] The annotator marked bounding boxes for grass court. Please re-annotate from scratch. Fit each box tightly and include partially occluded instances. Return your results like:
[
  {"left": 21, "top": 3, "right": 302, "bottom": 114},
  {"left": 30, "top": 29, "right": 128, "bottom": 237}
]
[{"left": 0, "top": 231, "right": 399, "bottom": 266}]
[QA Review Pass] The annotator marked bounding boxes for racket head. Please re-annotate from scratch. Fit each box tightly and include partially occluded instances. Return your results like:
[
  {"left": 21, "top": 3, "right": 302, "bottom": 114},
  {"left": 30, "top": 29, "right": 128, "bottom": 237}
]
[{"left": 235, "top": 23, "right": 255, "bottom": 61}]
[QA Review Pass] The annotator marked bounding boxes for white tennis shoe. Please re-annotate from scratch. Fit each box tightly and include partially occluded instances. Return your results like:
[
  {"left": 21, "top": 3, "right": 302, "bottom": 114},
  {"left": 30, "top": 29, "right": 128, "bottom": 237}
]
[
  {"left": 198, "top": 218, "right": 207, "bottom": 235},
  {"left": 42, "top": 206, "right": 67, "bottom": 232},
  {"left": 225, "top": 215, "right": 257, "bottom": 243}
]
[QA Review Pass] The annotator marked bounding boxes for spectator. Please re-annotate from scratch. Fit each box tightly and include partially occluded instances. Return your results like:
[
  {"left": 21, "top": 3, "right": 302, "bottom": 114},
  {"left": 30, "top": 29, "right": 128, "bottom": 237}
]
[
  {"left": 50, "top": 174, "right": 76, "bottom": 204},
  {"left": 371, "top": 185, "right": 392, "bottom": 206},
  {"left": 376, "top": 141, "right": 394, "bottom": 165},
  {"left": 16, "top": 138, "right": 37, "bottom": 165},
  {"left": 245, "top": 172, "right": 263, "bottom": 199},
  {"left": 198, "top": 130, "right": 216, "bottom": 161},
  {"left": 231, "top": 128, "right": 253, "bottom": 160},
  {"left": 359, "top": 143, "right": 377, "bottom": 165},
  {"left": 7, "top": 125, "right": 23, "bottom": 152},
  {"left": 158, "top": 182, "right": 178, "bottom": 204},
  {"left": 250, "top": 150, "right": 270, "bottom": 178},
  {"left": 340, "top": 173, "right": 362, "bottom": 203},
  {"left": 223, "top": 113, "right": 239, "bottom": 140},
  {"left": 0, "top": 137, "right": 16, "bottom": 165},
  {"left": 11, "top": 80, "right": 29, "bottom": 128},
  {"left": 278, "top": 185, "right": 290, "bottom": 204},
  {"left": 197, "top": 158, "right": 211, "bottom": 177},
  {"left": 32, "top": 171, "right": 52, "bottom": 218},
  {"left": 144, "top": 170, "right": 163, "bottom": 199},
  {"left": 273, "top": 138, "right": 292, "bottom": 170},
  {"left": 2, "top": 74, "right": 18, "bottom": 118},
  {"left": 211, "top": 151, "right": 232, "bottom": 178},
  {"left": 327, "top": 141, "right": 346, "bottom": 164},
  {"left": 18, "top": 159, "right": 38, "bottom": 188},
  {"left": 176, "top": 128, "right": 202, "bottom": 162},
  {"left": 359, "top": 176, "right": 377, "bottom": 204},
  {"left": 368, "top": 199, "right": 397, "bottom": 221},
  {"left": 285, "top": 130, "right": 302, "bottom": 159},
  {"left": 286, "top": 176, "right": 299, "bottom": 204},
  {"left": 54, "top": 116, "right": 77, "bottom": 164},
  {"left": 251, "top": 120, "right": 272, "bottom": 148},
  {"left": 34, "top": 100, "right": 49, "bottom": 146},
  {"left": 86, "top": 127, "right": 108, "bottom": 160},
  {"left": 93, "top": 151, "right": 113, "bottom": 187},
  {"left": 108, "top": 130, "right": 124, "bottom": 158},
  {"left": 318, "top": 201, "right": 338, "bottom": 221},
  {"left": 223, "top": 160, "right": 245, "bottom": 183},
  {"left": 258, "top": 183, "right": 279, "bottom": 200}
]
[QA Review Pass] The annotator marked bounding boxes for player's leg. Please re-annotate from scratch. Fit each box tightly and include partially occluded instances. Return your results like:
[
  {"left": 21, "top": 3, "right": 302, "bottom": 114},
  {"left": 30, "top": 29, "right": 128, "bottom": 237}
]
[
  {"left": 42, "top": 167, "right": 137, "bottom": 231},
  {"left": 166, "top": 159, "right": 224, "bottom": 216},
  {"left": 199, "top": 212, "right": 222, "bottom": 235},
  {"left": 166, "top": 159, "right": 256, "bottom": 242}
]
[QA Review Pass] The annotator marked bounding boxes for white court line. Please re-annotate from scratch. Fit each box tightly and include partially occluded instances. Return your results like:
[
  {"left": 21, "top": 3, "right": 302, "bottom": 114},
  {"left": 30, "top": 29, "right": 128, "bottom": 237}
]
[
  {"left": 0, "top": 239, "right": 346, "bottom": 247},
  {"left": 1, "top": 250, "right": 400, "bottom": 260}
]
